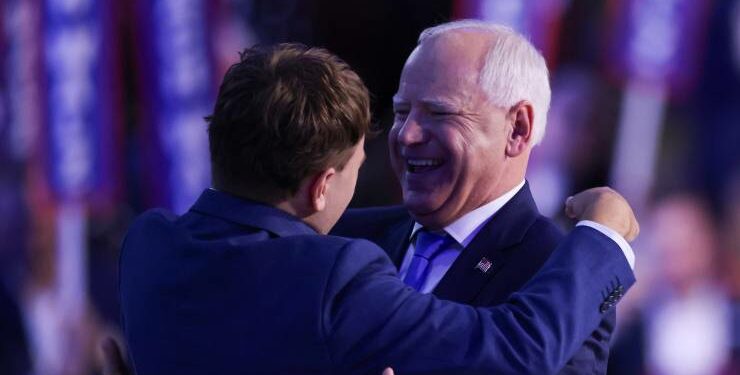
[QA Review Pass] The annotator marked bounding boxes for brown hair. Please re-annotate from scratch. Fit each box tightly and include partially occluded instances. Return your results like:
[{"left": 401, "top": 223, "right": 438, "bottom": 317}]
[{"left": 206, "top": 43, "right": 371, "bottom": 201}]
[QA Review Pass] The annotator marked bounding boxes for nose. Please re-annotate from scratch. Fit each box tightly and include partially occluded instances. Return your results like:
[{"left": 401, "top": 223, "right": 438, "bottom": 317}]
[{"left": 396, "top": 114, "right": 426, "bottom": 146}]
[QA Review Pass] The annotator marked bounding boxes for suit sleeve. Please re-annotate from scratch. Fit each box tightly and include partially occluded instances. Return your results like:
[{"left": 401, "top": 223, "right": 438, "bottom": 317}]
[{"left": 323, "top": 226, "right": 636, "bottom": 375}]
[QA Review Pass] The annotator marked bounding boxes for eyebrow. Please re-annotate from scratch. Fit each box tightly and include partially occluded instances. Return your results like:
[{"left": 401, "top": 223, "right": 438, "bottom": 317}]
[
  {"left": 392, "top": 96, "right": 460, "bottom": 109},
  {"left": 424, "top": 100, "right": 459, "bottom": 111},
  {"left": 392, "top": 95, "right": 408, "bottom": 107}
]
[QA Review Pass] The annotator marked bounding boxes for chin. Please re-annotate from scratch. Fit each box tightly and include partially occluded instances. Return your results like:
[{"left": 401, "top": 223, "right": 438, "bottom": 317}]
[
  {"left": 403, "top": 191, "right": 433, "bottom": 211},
  {"left": 409, "top": 212, "right": 450, "bottom": 231},
  {"left": 403, "top": 197, "right": 447, "bottom": 226}
]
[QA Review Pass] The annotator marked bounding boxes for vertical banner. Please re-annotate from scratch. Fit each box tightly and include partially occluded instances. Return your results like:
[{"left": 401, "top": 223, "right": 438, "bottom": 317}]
[
  {"left": 136, "top": 0, "right": 214, "bottom": 213},
  {"left": 44, "top": 0, "right": 118, "bottom": 205},
  {"left": 606, "top": 0, "right": 711, "bottom": 212},
  {"left": 605, "top": 0, "right": 711, "bottom": 96},
  {"left": 5, "top": 0, "right": 42, "bottom": 166},
  {"left": 5, "top": 1, "right": 47, "bottom": 374},
  {"left": 41, "top": 0, "right": 119, "bottom": 372},
  {"left": 2, "top": 0, "right": 37, "bottom": 296},
  {"left": 454, "top": 0, "right": 567, "bottom": 65}
]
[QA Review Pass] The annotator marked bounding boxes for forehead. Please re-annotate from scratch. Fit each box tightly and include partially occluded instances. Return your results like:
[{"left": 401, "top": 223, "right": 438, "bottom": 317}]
[{"left": 395, "top": 31, "right": 492, "bottom": 105}]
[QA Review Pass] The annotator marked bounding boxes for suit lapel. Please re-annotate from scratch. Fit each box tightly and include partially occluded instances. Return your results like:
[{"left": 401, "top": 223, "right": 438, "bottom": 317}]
[{"left": 433, "top": 183, "right": 540, "bottom": 303}]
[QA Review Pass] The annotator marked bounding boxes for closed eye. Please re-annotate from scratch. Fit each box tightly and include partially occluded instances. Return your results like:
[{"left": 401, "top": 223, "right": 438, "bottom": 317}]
[
  {"left": 394, "top": 110, "right": 409, "bottom": 120},
  {"left": 430, "top": 110, "right": 461, "bottom": 118}
]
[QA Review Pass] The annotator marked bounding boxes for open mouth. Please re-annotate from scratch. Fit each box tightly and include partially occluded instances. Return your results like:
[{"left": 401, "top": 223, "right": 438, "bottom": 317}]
[{"left": 406, "top": 158, "right": 443, "bottom": 173}]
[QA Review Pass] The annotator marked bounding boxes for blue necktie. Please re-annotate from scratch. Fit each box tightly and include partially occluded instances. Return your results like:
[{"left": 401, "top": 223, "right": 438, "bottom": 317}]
[{"left": 403, "top": 230, "right": 452, "bottom": 291}]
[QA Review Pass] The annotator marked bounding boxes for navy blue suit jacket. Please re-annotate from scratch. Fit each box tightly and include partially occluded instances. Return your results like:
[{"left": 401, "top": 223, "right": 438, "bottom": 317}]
[
  {"left": 332, "top": 183, "right": 616, "bottom": 374},
  {"left": 120, "top": 189, "right": 634, "bottom": 375}
]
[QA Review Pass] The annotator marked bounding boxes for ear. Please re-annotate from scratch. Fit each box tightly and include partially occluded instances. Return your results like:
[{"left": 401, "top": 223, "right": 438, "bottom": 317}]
[
  {"left": 308, "top": 167, "right": 336, "bottom": 212},
  {"left": 505, "top": 101, "right": 534, "bottom": 157}
]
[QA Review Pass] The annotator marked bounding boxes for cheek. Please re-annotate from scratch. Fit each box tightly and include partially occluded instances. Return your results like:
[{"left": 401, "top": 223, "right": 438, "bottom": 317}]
[
  {"left": 335, "top": 176, "right": 357, "bottom": 212},
  {"left": 349, "top": 174, "right": 359, "bottom": 198},
  {"left": 439, "top": 140, "right": 482, "bottom": 194},
  {"left": 437, "top": 130, "right": 467, "bottom": 164}
]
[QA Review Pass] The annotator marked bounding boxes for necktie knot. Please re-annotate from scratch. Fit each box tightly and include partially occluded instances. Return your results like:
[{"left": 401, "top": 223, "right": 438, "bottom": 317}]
[
  {"left": 413, "top": 230, "right": 451, "bottom": 259},
  {"left": 403, "top": 229, "right": 453, "bottom": 291}
]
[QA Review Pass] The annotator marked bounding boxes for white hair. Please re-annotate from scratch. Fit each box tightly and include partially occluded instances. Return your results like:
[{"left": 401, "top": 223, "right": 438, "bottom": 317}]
[{"left": 419, "top": 20, "right": 551, "bottom": 145}]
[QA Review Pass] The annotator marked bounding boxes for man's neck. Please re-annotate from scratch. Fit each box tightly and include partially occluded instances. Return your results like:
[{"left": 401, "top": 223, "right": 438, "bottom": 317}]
[{"left": 412, "top": 180, "right": 526, "bottom": 247}]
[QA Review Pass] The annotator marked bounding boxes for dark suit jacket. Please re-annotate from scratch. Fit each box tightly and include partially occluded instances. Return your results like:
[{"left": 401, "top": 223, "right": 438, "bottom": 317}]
[
  {"left": 332, "top": 183, "right": 616, "bottom": 374},
  {"left": 120, "top": 189, "right": 633, "bottom": 375}
]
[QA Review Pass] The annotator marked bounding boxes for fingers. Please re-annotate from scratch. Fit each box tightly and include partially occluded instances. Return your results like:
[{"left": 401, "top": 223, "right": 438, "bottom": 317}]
[
  {"left": 564, "top": 195, "right": 576, "bottom": 218},
  {"left": 564, "top": 187, "right": 640, "bottom": 243},
  {"left": 100, "top": 337, "right": 129, "bottom": 375},
  {"left": 564, "top": 187, "right": 610, "bottom": 219},
  {"left": 625, "top": 216, "right": 640, "bottom": 242}
]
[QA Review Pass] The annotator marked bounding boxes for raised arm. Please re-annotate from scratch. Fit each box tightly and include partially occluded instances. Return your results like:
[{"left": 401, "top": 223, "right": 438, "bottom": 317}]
[{"left": 326, "top": 188, "right": 638, "bottom": 374}]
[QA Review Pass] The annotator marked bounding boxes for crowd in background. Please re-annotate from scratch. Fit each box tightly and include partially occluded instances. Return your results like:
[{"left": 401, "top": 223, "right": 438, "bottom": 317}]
[{"left": 0, "top": 0, "right": 739, "bottom": 374}]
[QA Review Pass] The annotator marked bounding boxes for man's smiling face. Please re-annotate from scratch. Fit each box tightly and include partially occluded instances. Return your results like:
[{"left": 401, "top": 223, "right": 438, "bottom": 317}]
[{"left": 389, "top": 30, "right": 513, "bottom": 229}]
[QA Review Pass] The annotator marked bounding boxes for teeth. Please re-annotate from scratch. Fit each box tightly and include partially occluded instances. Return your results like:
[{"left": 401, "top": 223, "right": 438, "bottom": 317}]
[{"left": 407, "top": 159, "right": 441, "bottom": 167}]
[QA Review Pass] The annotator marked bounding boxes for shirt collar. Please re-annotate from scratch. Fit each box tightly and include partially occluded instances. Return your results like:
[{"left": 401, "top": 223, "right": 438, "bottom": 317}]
[
  {"left": 410, "top": 180, "right": 526, "bottom": 247},
  {"left": 191, "top": 188, "right": 318, "bottom": 237}
]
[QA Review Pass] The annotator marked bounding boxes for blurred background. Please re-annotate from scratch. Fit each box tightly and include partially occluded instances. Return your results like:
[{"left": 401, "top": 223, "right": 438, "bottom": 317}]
[{"left": 0, "top": 0, "right": 738, "bottom": 374}]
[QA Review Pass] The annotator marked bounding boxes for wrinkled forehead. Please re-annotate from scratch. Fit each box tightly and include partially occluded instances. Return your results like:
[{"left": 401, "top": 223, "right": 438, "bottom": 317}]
[
  {"left": 411, "top": 30, "right": 491, "bottom": 74},
  {"left": 396, "top": 31, "right": 494, "bottom": 105}
]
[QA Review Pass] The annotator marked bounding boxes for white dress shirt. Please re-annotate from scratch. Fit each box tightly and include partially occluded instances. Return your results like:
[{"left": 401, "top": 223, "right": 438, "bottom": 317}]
[{"left": 398, "top": 180, "right": 635, "bottom": 294}]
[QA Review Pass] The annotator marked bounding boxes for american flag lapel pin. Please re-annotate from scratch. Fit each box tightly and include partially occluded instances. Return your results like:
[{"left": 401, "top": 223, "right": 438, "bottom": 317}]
[{"left": 475, "top": 257, "right": 492, "bottom": 274}]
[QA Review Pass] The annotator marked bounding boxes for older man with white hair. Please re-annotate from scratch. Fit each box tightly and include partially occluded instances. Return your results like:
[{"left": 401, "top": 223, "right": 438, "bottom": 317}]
[{"left": 334, "top": 20, "right": 631, "bottom": 374}]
